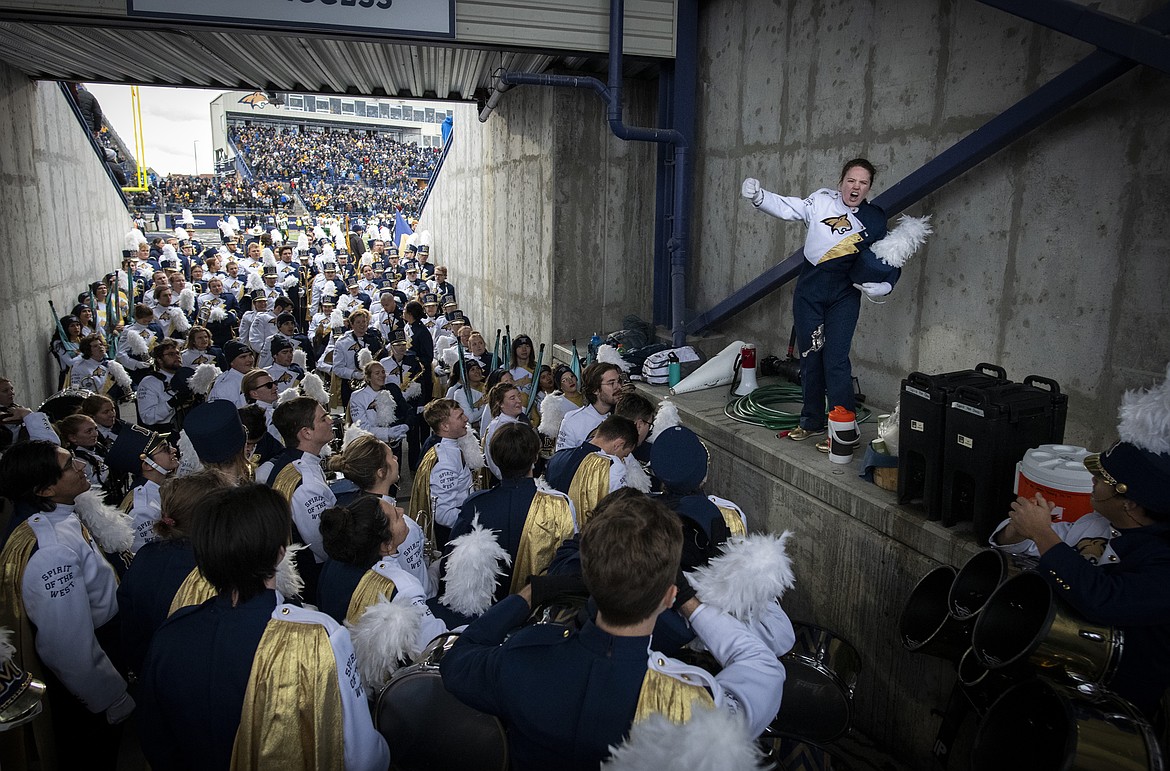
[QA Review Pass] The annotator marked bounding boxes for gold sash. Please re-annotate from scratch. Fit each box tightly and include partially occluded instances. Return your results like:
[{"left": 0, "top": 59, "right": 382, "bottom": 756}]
[
  {"left": 816, "top": 232, "right": 864, "bottom": 264},
  {"left": 567, "top": 453, "right": 612, "bottom": 529},
  {"left": 716, "top": 506, "right": 747, "bottom": 538},
  {"left": 510, "top": 492, "right": 576, "bottom": 594},
  {"left": 634, "top": 664, "right": 715, "bottom": 724},
  {"left": 119, "top": 490, "right": 135, "bottom": 514},
  {"left": 346, "top": 569, "right": 398, "bottom": 625},
  {"left": 409, "top": 447, "right": 440, "bottom": 536},
  {"left": 272, "top": 464, "right": 304, "bottom": 503},
  {"left": 0, "top": 522, "right": 55, "bottom": 769},
  {"left": 168, "top": 567, "right": 217, "bottom": 616},
  {"left": 230, "top": 613, "right": 346, "bottom": 770}
]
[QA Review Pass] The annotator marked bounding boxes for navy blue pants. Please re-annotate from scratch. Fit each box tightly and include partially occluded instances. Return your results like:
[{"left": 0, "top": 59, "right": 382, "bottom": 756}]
[{"left": 793, "top": 258, "right": 859, "bottom": 430}]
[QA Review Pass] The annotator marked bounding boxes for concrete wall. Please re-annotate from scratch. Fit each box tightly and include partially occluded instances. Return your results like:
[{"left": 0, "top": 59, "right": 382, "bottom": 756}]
[
  {"left": 692, "top": 0, "right": 1169, "bottom": 450},
  {"left": 419, "top": 79, "right": 657, "bottom": 357},
  {"left": 0, "top": 63, "right": 130, "bottom": 407}
]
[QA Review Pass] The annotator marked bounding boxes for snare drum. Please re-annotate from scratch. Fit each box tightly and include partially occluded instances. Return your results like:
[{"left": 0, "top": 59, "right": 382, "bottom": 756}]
[
  {"left": 375, "top": 633, "right": 508, "bottom": 771},
  {"left": 972, "top": 571, "right": 1122, "bottom": 685},
  {"left": 900, "top": 565, "right": 972, "bottom": 663},
  {"left": 972, "top": 678, "right": 1164, "bottom": 771},
  {"left": 770, "top": 622, "right": 862, "bottom": 744}
]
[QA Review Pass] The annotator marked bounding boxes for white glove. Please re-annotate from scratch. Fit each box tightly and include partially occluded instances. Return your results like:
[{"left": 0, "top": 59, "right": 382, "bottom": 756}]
[
  {"left": 387, "top": 424, "right": 410, "bottom": 441},
  {"left": 105, "top": 692, "right": 135, "bottom": 724},
  {"left": 741, "top": 178, "right": 764, "bottom": 206},
  {"left": 853, "top": 282, "right": 892, "bottom": 298}
]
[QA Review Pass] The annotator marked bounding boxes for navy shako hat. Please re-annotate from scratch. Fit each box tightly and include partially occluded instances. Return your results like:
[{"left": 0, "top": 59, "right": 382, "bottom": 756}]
[
  {"left": 250, "top": 289, "right": 269, "bottom": 301},
  {"left": 650, "top": 426, "right": 709, "bottom": 493},
  {"left": 422, "top": 293, "right": 439, "bottom": 306},
  {"left": 391, "top": 330, "right": 409, "bottom": 346},
  {"left": 107, "top": 425, "right": 168, "bottom": 475},
  {"left": 184, "top": 400, "right": 246, "bottom": 463},
  {"left": 223, "top": 339, "right": 251, "bottom": 364}
]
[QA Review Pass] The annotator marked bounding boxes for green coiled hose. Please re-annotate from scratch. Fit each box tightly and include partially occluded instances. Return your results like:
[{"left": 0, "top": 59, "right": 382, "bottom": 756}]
[{"left": 723, "top": 384, "right": 872, "bottom": 431}]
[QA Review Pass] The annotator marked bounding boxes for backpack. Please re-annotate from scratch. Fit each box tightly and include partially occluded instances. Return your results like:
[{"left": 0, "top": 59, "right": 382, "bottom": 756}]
[{"left": 640, "top": 346, "right": 703, "bottom": 385}]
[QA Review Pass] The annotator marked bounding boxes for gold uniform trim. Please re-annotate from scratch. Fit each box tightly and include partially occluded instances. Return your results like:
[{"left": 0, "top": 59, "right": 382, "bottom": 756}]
[
  {"left": 272, "top": 464, "right": 305, "bottom": 504},
  {"left": 510, "top": 492, "right": 576, "bottom": 594},
  {"left": 0, "top": 522, "right": 56, "bottom": 767},
  {"left": 816, "top": 233, "right": 864, "bottom": 265},
  {"left": 230, "top": 616, "right": 346, "bottom": 770},
  {"left": 634, "top": 666, "right": 715, "bottom": 725},
  {"left": 119, "top": 490, "right": 135, "bottom": 514},
  {"left": 716, "top": 506, "right": 747, "bottom": 538},
  {"left": 346, "top": 570, "right": 398, "bottom": 625},
  {"left": 168, "top": 567, "right": 217, "bottom": 617},
  {"left": 409, "top": 447, "right": 440, "bottom": 536},
  {"left": 567, "top": 453, "right": 612, "bottom": 530}
]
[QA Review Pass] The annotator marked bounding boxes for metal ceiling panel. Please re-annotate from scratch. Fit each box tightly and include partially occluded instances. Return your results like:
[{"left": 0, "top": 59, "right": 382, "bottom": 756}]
[{"left": 0, "top": 0, "right": 667, "bottom": 100}]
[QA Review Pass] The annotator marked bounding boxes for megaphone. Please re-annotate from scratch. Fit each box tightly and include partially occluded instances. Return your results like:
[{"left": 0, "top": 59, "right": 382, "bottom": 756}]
[
  {"left": 732, "top": 343, "right": 759, "bottom": 396},
  {"left": 670, "top": 340, "right": 745, "bottom": 396}
]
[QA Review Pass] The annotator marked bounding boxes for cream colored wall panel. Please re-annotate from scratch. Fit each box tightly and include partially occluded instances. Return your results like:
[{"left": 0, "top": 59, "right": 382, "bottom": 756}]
[{"left": 456, "top": 0, "right": 676, "bottom": 58}]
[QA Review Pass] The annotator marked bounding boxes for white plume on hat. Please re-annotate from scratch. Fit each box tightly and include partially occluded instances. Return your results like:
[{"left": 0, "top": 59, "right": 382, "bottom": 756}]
[
  {"left": 108, "top": 360, "right": 132, "bottom": 393},
  {"left": 402, "top": 380, "right": 422, "bottom": 401},
  {"left": 440, "top": 345, "right": 461, "bottom": 369},
  {"left": 123, "top": 329, "right": 148, "bottom": 357},
  {"left": 124, "top": 228, "right": 147, "bottom": 252},
  {"left": 262, "top": 249, "right": 277, "bottom": 268},
  {"left": 1118, "top": 363, "right": 1170, "bottom": 456},
  {"left": 277, "top": 382, "right": 300, "bottom": 405},
  {"left": 176, "top": 430, "right": 204, "bottom": 476},
  {"left": 174, "top": 226, "right": 189, "bottom": 241},
  {"left": 178, "top": 286, "right": 196, "bottom": 314},
  {"left": 648, "top": 398, "right": 681, "bottom": 442},
  {"left": 282, "top": 274, "right": 299, "bottom": 290},
  {"left": 297, "top": 233, "right": 309, "bottom": 252},
  {"left": 440, "top": 514, "right": 511, "bottom": 616},
  {"left": 872, "top": 214, "right": 933, "bottom": 269},
  {"left": 457, "top": 427, "right": 486, "bottom": 471},
  {"left": 686, "top": 532, "right": 796, "bottom": 623},
  {"left": 602, "top": 707, "right": 766, "bottom": 771},
  {"left": 274, "top": 543, "right": 306, "bottom": 599},
  {"left": 208, "top": 305, "right": 227, "bottom": 324},
  {"left": 598, "top": 344, "right": 631, "bottom": 372},
  {"left": 302, "top": 372, "right": 330, "bottom": 406},
  {"left": 538, "top": 392, "right": 570, "bottom": 439},
  {"left": 329, "top": 308, "right": 345, "bottom": 330},
  {"left": 347, "top": 594, "right": 424, "bottom": 691},
  {"left": 623, "top": 456, "right": 652, "bottom": 493},
  {"left": 342, "top": 422, "right": 374, "bottom": 450},
  {"left": 372, "top": 390, "right": 397, "bottom": 427},
  {"left": 358, "top": 348, "right": 374, "bottom": 370},
  {"left": 170, "top": 307, "right": 191, "bottom": 334},
  {"left": 292, "top": 349, "right": 307, "bottom": 369},
  {"left": 74, "top": 488, "right": 134, "bottom": 553},
  {"left": 188, "top": 363, "right": 221, "bottom": 396}
]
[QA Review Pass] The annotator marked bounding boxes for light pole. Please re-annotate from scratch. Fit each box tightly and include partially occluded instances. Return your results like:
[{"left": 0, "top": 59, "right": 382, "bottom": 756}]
[{"left": 193, "top": 140, "right": 200, "bottom": 176}]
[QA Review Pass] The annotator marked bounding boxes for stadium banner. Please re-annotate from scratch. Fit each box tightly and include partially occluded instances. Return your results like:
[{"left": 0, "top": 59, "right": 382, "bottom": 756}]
[{"left": 126, "top": 0, "right": 456, "bottom": 40}]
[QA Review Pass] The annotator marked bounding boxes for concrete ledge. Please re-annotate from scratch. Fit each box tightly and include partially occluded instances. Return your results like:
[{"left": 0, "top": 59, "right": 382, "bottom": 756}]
[{"left": 636, "top": 376, "right": 981, "bottom": 767}]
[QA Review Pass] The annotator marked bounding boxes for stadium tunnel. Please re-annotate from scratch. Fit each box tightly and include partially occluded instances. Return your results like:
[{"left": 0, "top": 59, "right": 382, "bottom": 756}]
[{"left": 1, "top": 0, "right": 1169, "bottom": 764}]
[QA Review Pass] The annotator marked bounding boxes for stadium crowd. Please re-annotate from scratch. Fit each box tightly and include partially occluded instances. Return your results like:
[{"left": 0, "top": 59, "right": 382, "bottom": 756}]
[
  {"left": 0, "top": 212, "right": 798, "bottom": 769},
  {"left": 231, "top": 122, "right": 437, "bottom": 217}
]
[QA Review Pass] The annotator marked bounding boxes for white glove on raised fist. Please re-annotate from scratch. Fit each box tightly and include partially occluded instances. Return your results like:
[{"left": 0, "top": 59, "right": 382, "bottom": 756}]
[
  {"left": 852, "top": 282, "right": 893, "bottom": 298},
  {"left": 741, "top": 178, "right": 764, "bottom": 206}
]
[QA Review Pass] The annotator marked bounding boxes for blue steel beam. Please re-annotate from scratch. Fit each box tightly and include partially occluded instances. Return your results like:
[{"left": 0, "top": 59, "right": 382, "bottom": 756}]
[
  {"left": 686, "top": 3, "right": 1170, "bottom": 336},
  {"left": 978, "top": 0, "right": 1170, "bottom": 76}
]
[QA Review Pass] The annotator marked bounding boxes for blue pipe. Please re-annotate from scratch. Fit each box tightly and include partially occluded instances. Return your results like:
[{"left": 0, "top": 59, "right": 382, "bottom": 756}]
[{"left": 496, "top": 0, "right": 693, "bottom": 347}]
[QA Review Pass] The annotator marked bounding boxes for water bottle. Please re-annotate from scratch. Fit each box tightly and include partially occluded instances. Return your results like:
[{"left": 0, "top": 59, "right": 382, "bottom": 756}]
[
  {"left": 667, "top": 352, "right": 682, "bottom": 388},
  {"left": 588, "top": 332, "right": 602, "bottom": 364}
]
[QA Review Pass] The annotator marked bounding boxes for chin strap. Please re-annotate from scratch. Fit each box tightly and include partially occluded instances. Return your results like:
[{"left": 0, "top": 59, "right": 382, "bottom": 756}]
[{"left": 143, "top": 456, "right": 173, "bottom": 476}]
